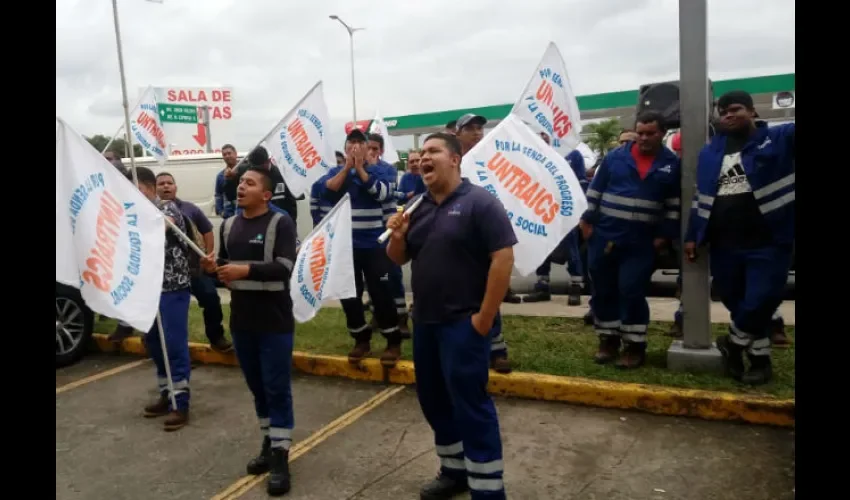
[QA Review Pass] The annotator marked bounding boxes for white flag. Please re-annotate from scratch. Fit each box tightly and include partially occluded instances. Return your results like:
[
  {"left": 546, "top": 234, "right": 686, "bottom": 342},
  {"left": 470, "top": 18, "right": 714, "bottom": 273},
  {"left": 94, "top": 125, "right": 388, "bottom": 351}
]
[
  {"left": 130, "top": 86, "right": 169, "bottom": 165},
  {"left": 460, "top": 114, "right": 588, "bottom": 277},
  {"left": 368, "top": 110, "right": 400, "bottom": 164},
  {"left": 290, "top": 194, "right": 357, "bottom": 323},
  {"left": 56, "top": 117, "right": 166, "bottom": 332},
  {"left": 510, "top": 42, "right": 582, "bottom": 155},
  {"left": 262, "top": 81, "right": 334, "bottom": 197}
]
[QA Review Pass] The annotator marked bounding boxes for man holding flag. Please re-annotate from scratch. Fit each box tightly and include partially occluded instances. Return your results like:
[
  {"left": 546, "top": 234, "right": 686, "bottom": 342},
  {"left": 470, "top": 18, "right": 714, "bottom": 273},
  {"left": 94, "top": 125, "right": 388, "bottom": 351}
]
[
  {"left": 201, "top": 166, "right": 298, "bottom": 496},
  {"left": 128, "top": 166, "right": 193, "bottom": 432}
]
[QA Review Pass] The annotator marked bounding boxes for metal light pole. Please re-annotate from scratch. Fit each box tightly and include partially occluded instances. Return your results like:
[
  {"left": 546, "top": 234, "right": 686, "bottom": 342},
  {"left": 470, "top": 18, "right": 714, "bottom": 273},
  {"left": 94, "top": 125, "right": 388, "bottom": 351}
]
[
  {"left": 666, "top": 0, "right": 723, "bottom": 373},
  {"left": 329, "top": 15, "right": 364, "bottom": 125}
]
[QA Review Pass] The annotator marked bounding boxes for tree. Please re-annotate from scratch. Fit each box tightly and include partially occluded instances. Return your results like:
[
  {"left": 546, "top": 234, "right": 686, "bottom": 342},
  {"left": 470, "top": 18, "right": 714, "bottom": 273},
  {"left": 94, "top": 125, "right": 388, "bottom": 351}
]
[
  {"left": 583, "top": 118, "right": 622, "bottom": 157},
  {"left": 85, "top": 134, "right": 143, "bottom": 158}
]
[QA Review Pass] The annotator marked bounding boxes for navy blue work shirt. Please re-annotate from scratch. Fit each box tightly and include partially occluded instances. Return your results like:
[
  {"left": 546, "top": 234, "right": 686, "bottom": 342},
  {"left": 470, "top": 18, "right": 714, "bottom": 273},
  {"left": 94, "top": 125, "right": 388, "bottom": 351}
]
[{"left": 404, "top": 178, "right": 518, "bottom": 324}]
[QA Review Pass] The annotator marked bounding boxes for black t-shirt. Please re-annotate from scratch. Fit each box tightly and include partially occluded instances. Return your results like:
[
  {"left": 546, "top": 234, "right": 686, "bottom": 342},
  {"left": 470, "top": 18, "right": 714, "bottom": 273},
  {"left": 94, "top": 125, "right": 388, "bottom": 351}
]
[
  {"left": 706, "top": 134, "right": 773, "bottom": 249},
  {"left": 218, "top": 210, "right": 297, "bottom": 334}
]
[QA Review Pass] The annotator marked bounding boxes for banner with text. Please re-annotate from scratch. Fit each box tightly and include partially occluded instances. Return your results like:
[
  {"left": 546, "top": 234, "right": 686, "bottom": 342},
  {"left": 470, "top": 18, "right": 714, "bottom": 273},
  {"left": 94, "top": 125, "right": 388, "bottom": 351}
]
[
  {"left": 56, "top": 117, "right": 166, "bottom": 332},
  {"left": 510, "top": 42, "right": 582, "bottom": 155},
  {"left": 460, "top": 114, "right": 588, "bottom": 276},
  {"left": 130, "top": 86, "right": 169, "bottom": 165},
  {"left": 290, "top": 194, "right": 356, "bottom": 323},
  {"left": 368, "top": 110, "right": 400, "bottom": 164},
  {"left": 261, "top": 81, "right": 334, "bottom": 198}
]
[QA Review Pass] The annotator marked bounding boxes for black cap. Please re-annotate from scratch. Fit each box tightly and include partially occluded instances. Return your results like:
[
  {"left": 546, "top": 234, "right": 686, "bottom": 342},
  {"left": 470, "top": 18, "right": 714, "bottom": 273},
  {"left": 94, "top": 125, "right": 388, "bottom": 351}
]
[
  {"left": 456, "top": 113, "right": 487, "bottom": 130},
  {"left": 717, "top": 90, "right": 758, "bottom": 117},
  {"left": 346, "top": 128, "right": 368, "bottom": 143},
  {"left": 247, "top": 145, "right": 270, "bottom": 166}
]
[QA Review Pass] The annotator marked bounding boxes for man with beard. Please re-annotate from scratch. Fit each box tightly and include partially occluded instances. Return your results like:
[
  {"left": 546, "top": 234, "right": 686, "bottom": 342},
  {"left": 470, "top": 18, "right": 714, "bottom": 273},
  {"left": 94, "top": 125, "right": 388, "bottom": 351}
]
[
  {"left": 386, "top": 132, "right": 512, "bottom": 500},
  {"left": 456, "top": 113, "right": 513, "bottom": 375},
  {"left": 684, "top": 90, "right": 795, "bottom": 385},
  {"left": 581, "top": 111, "right": 681, "bottom": 369}
]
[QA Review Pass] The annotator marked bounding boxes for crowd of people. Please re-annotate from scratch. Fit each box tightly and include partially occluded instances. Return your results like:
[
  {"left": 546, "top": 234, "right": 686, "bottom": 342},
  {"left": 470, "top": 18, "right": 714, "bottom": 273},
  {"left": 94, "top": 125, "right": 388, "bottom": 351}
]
[{"left": 101, "top": 88, "right": 793, "bottom": 499}]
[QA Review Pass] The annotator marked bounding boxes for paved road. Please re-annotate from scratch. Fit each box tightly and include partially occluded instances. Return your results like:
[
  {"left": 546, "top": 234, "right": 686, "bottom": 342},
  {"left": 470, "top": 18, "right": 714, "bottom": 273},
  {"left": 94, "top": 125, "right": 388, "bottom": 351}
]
[{"left": 57, "top": 356, "right": 795, "bottom": 500}]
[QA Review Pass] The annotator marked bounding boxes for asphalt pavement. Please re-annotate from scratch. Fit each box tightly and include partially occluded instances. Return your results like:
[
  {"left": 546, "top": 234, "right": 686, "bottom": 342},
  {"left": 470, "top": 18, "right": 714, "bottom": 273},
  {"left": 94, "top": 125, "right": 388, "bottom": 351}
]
[{"left": 57, "top": 355, "right": 795, "bottom": 500}]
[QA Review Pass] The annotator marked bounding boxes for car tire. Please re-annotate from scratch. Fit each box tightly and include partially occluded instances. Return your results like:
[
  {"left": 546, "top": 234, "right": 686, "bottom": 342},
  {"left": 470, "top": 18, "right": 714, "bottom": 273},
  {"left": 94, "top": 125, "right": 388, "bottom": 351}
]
[{"left": 56, "top": 284, "right": 94, "bottom": 368}]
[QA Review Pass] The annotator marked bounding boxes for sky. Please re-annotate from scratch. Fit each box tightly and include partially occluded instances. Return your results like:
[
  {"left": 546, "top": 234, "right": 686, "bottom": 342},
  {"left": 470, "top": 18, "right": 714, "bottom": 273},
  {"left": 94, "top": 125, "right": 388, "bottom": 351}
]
[{"left": 56, "top": 0, "right": 795, "bottom": 152}]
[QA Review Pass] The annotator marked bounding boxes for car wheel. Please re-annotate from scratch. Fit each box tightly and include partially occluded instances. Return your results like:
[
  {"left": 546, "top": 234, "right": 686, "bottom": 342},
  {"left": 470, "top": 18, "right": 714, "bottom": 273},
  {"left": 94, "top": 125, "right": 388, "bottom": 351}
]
[{"left": 56, "top": 289, "right": 94, "bottom": 368}]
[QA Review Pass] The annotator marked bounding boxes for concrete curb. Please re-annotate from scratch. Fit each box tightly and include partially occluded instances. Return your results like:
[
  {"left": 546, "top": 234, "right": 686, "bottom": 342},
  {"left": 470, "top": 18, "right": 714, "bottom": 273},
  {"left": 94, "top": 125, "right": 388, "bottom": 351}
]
[{"left": 92, "top": 334, "right": 794, "bottom": 428}]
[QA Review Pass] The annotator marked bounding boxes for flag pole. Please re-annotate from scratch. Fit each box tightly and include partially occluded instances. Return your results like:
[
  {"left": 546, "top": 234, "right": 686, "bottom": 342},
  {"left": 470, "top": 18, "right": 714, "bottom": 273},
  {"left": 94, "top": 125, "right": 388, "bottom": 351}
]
[{"left": 111, "top": 0, "right": 176, "bottom": 411}]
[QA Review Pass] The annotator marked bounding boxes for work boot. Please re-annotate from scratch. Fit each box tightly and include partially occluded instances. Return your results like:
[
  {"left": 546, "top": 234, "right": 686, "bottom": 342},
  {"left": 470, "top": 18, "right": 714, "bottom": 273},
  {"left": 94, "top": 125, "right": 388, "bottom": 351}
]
[
  {"left": 523, "top": 281, "right": 551, "bottom": 303},
  {"left": 491, "top": 354, "right": 512, "bottom": 374},
  {"left": 567, "top": 283, "right": 582, "bottom": 306},
  {"left": 266, "top": 448, "right": 291, "bottom": 496},
  {"left": 380, "top": 343, "right": 402, "bottom": 367},
  {"left": 594, "top": 335, "right": 621, "bottom": 364},
  {"left": 419, "top": 473, "right": 469, "bottom": 500},
  {"left": 163, "top": 409, "right": 189, "bottom": 432},
  {"left": 666, "top": 321, "right": 683, "bottom": 338},
  {"left": 771, "top": 318, "right": 791, "bottom": 348},
  {"left": 615, "top": 342, "right": 646, "bottom": 369},
  {"left": 715, "top": 335, "right": 745, "bottom": 381},
  {"left": 108, "top": 323, "right": 134, "bottom": 343},
  {"left": 210, "top": 337, "right": 234, "bottom": 353},
  {"left": 348, "top": 341, "right": 371, "bottom": 364},
  {"left": 399, "top": 313, "right": 412, "bottom": 339},
  {"left": 503, "top": 289, "right": 522, "bottom": 304},
  {"left": 143, "top": 395, "right": 169, "bottom": 418},
  {"left": 742, "top": 354, "right": 773, "bottom": 386},
  {"left": 246, "top": 437, "right": 272, "bottom": 475},
  {"left": 583, "top": 310, "right": 594, "bottom": 326}
]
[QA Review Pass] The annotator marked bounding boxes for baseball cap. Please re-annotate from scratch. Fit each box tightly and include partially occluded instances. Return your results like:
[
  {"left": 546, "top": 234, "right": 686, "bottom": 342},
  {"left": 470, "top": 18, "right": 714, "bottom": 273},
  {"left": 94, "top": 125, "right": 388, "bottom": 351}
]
[
  {"left": 717, "top": 90, "right": 759, "bottom": 117},
  {"left": 345, "top": 128, "right": 368, "bottom": 143},
  {"left": 456, "top": 113, "right": 487, "bottom": 130}
]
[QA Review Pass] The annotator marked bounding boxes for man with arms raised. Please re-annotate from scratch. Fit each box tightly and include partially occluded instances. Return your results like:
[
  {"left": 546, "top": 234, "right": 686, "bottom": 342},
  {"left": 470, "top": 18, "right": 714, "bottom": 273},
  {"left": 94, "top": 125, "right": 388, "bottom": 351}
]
[{"left": 387, "top": 133, "right": 512, "bottom": 500}]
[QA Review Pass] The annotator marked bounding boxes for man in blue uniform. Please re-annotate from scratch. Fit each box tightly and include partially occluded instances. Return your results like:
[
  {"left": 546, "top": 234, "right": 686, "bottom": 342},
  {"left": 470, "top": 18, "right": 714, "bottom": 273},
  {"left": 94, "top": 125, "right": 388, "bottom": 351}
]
[
  {"left": 315, "top": 128, "right": 403, "bottom": 365},
  {"left": 580, "top": 111, "right": 681, "bottom": 369},
  {"left": 128, "top": 167, "right": 192, "bottom": 432},
  {"left": 215, "top": 144, "right": 239, "bottom": 219},
  {"left": 684, "top": 90, "right": 795, "bottom": 385},
  {"left": 455, "top": 112, "right": 512, "bottom": 374},
  {"left": 396, "top": 149, "right": 426, "bottom": 202},
  {"left": 387, "top": 132, "right": 512, "bottom": 500},
  {"left": 524, "top": 133, "right": 587, "bottom": 306},
  {"left": 201, "top": 167, "right": 298, "bottom": 496}
]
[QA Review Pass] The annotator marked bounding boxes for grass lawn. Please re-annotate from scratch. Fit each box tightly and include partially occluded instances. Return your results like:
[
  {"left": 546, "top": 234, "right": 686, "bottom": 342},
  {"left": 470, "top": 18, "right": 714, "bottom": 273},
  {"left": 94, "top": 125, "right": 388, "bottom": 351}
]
[{"left": 95, "top": 304, "right": 795, "bottom": 399}]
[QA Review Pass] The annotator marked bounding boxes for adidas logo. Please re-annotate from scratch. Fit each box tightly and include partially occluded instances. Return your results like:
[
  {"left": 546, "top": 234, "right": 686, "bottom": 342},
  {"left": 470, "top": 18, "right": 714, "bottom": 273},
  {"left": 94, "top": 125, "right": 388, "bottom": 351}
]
[{"left": 719, "top": 163, "right": 747, "bottom": 186}]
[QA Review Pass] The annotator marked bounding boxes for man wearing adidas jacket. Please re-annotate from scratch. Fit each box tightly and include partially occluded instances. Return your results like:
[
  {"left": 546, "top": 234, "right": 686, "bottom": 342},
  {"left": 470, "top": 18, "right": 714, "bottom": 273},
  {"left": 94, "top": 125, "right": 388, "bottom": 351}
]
[
  {"left": 314, "top": 128, "right": 403, "bottom": 366},
  {"left": 684, "top": 90, "right": 795, "bottom": 385}
]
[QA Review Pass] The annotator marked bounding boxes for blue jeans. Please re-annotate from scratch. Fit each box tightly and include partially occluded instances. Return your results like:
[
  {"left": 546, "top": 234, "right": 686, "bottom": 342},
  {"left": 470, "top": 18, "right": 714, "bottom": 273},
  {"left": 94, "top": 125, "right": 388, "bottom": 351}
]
[
  {"left": 231, "top": 331, "right": 295, "bottom": 450},
  {"left": 190, "top": 274, "right": 225, "bottom": 343},
  {"left": 145, "top": 289, "right": 192, "bottom": 411}
]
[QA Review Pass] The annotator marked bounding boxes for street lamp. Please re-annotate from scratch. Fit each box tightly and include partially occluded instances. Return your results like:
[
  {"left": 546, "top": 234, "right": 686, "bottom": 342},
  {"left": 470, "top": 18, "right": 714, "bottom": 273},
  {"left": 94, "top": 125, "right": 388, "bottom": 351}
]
[{"left": 329, "top": 15, "right": 364, "bottom": 125}]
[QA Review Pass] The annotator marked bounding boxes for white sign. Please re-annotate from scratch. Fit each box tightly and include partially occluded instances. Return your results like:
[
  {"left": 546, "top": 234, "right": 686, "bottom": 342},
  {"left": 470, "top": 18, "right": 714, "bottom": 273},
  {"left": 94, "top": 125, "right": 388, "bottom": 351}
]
[
  {"left": 151, "top": 86, "right": 234, "bottom": 156},
  {"left": 291, "top": 194, "right": 356, "bottom": 323},
  {"left": 130, "top": 86, "right": 168, "bottom": 165},
  {"left": 261, "top": 81, "right": 334, "bottom": 197},
  {"left": 460, "top": 114, "right": 588, "bottom": 276},
  {"left": 369, "top": 110, "right": 400, "bottom": 164},
  {"left": 772, "top": 91, "right": 795, "bottom": 110},
  {"left": 510, "top": 42, "right": 582, "bottom": 155},
  {"left": 56, "top": 117, "right": 166, "bottom": 332}
]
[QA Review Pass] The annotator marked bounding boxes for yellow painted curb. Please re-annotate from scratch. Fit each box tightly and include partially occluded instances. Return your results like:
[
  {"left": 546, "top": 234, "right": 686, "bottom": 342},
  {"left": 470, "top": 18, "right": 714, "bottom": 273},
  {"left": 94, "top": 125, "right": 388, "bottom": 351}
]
[{"left": 92, "top": 334, "right": 794, "bottom": 428}]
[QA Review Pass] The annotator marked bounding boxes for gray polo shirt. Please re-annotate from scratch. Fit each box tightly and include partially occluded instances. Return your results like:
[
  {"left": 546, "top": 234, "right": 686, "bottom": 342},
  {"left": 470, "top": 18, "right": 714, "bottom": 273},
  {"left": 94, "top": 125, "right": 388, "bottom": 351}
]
[{"left": 405, "top": 179, "right": 517, "bottom": 324}]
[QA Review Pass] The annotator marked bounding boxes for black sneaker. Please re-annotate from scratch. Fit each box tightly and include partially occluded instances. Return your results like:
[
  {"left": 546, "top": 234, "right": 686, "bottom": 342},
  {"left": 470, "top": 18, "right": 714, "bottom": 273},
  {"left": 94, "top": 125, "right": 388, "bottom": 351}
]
[
  {"left": 266, "top": 448, "right": 291, "bottom": 496},
  {"left": 419, "top": 473, "right": 468, "bottom": 499},
  {"left": 716, "top": 335, "right": 745, "bottom": 381},
  {"left": 742, "top": 354, "right": 773, "bottom": 386},
  {"left": 503, "top": 289, "right": 522, "bottom": 304},
  {"left": 210, "top": 337, "right": 234, "bottom": 353},
  {"left": 523, "top": 289, "right": 551, "bottom": 303},
  {"left": 567, "top": 283, "right": 582, "bottom": 306}
]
